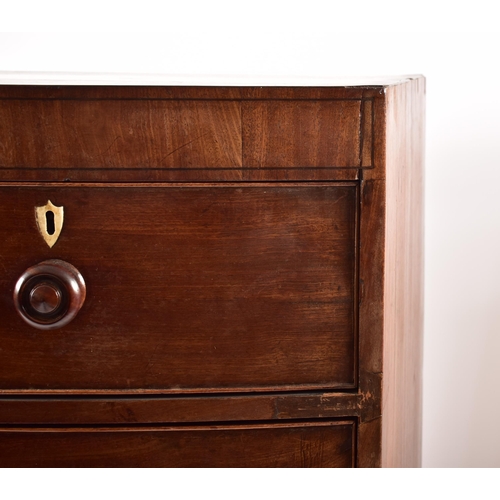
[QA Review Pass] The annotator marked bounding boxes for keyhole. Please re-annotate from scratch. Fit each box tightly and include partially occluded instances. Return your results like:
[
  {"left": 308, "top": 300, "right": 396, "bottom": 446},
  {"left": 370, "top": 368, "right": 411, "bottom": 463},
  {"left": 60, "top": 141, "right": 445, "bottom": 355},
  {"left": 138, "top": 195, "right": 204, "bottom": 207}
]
[{"left": 46, "top": 211, "right": 55, "bottom": 235}]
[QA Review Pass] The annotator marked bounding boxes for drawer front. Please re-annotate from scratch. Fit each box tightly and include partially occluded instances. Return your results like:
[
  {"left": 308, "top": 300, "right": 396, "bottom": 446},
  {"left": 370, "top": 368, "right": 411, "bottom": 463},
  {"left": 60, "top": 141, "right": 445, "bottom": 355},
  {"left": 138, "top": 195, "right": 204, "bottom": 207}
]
[
  {"left": 0, "top": 94, "right": 366, "bottom": 182},
  {"left": 0, "top": 183, "right": 357, "bottom": 393},
  {"left": 0, "top": 421, "right": 355, "bottom": 467}
]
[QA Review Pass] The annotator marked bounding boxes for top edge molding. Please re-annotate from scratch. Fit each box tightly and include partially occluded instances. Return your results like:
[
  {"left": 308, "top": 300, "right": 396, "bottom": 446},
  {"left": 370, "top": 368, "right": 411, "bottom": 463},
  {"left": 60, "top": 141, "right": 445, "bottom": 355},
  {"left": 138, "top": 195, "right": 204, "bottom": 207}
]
[{"left": 0, "top": 72, "right": 423, "bottom": 87}]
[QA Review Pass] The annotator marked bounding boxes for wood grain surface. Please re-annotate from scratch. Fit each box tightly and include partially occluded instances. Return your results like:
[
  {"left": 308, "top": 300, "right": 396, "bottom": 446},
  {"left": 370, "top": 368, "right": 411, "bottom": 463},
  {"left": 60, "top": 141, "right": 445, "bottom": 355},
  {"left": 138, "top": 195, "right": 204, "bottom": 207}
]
[
  {"left": 0, "top": 79, "right": 425, "bottom": 467},
  {"left": 0, "top": 84, "right": 383, "bottom": 100},
  {"left": 0, "top": 86, "right": 374, "bottom": 182},
  {"left": 0, "top": 99, "right": 242, "bottom": 168},
  {"left": 355, "top": 76, "right": 425, "bottom": 467},
  {"left": 242, "top": 100, "right": 361, "bottom": 167},
  {"left": 0, "top": 391, "right": 381, "bottom": 424},
  {"left": 380, "top": 77, "right": 425, "bottom": 467},
  {"left": 0, "top": 183, "right": 357, "bottom": 393},
  {"left": 0, "top": 421, "right": 355, "bottom": 467}
]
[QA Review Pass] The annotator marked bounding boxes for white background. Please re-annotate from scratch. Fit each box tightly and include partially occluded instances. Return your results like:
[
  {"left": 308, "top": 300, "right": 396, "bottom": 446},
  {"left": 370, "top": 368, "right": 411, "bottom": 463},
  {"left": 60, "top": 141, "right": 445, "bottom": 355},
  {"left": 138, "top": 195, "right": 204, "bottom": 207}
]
[{"left": 1, "top": 1, "right": 499, "bottom": 468}]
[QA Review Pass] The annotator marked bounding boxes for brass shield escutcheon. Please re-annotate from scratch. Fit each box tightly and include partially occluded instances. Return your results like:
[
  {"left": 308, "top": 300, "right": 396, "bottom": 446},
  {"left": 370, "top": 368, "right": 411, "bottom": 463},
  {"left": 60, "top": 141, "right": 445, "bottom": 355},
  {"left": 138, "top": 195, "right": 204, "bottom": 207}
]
[{"left": 35, "top": 200, "right": 64, "bottom": 248}]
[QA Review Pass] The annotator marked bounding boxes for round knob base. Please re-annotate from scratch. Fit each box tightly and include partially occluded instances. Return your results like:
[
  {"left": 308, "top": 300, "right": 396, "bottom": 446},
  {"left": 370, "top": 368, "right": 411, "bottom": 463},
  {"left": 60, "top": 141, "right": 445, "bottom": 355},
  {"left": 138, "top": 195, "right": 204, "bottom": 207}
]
[{"left": 14, "top": 259, "right": 86, "bottom": 330}]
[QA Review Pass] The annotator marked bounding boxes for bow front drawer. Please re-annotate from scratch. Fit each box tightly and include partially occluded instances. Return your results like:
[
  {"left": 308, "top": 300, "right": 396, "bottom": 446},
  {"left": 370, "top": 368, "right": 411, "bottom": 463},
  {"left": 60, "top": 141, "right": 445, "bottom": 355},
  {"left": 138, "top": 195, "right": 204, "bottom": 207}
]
[
  {"left": 0, "top": 421, "right": 355, "bottom": 467},
  {"left": 0, "top": 183, "right": 357, "bottom": 393}
]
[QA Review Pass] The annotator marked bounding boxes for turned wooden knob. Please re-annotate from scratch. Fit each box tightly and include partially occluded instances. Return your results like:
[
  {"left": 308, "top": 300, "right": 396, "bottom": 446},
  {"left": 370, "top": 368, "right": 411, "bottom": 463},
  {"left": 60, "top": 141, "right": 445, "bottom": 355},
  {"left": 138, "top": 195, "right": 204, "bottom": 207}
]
[{"left": 13, "top": 259, "right": 86, "bottom": 330}]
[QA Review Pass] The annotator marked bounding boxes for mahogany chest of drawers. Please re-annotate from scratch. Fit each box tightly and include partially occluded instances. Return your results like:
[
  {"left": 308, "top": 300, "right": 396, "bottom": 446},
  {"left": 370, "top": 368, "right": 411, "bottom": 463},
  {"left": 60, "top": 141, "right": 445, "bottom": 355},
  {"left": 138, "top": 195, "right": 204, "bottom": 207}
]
[{"left": 0, "top": 75, "right": 424, "bottom": 467}]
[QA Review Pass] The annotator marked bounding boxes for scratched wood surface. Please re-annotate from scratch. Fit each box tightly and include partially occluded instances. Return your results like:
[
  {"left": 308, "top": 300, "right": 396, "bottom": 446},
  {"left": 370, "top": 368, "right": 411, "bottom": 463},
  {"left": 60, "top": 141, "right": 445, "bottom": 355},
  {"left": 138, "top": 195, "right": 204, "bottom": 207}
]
[
  {"left": 0, "top": 393, "right": 375, "bottom": 424},
  {"left": 0, "top": 421, "right": 355, "bottom": 467}
]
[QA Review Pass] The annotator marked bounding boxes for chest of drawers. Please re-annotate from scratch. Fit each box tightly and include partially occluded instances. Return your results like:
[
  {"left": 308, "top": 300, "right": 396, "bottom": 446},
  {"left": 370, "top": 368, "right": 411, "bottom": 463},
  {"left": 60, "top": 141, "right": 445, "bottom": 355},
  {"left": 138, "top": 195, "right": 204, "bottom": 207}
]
[{"left": 0, "top": 75, "right": 424, "bottom": 467}]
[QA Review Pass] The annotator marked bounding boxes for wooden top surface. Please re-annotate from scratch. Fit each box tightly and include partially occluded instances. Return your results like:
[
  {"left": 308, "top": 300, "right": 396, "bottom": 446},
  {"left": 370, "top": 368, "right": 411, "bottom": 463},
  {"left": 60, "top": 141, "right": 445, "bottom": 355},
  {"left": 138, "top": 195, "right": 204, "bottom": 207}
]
[{"left": 0, "top": 71, "right": 422, "bottom": 88}]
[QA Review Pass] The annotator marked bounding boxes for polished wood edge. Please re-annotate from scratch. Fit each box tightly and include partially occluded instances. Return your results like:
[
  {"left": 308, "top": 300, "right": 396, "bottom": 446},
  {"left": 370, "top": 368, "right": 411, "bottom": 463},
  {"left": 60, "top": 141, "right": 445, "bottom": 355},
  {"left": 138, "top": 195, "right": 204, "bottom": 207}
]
[
  {"left": 0, "top": 385, "right": 357, "bottom": 396},
  {"left": 0, "top": 71, "right": 421, "bottom": 87},
  {"left": 355, "top": 89, "right": 388, "bottom": 468},
  {"left": 0, "top": 85, "right": 388, "bottom": 100},
  {"left": 380, "top": 77, "right": 425, "bottom": 468},
  {"left": 358, "top": 178, "right": 385, "bottom": 375},
  {"left": 362, "top": 94, "right": 386, "bottom": 182},
  {"left": 357, "top": 76, "right": 425, "bottom": 468},
  {"left": 0, "top": 167, "right": 367, "bottom": 170},
  {"left": 0, "top": 420, "right": 356, "bottom": 432},
  {"left": 0, "top": 171, "right": 362, "bottom": 182},
  {"left": 360, "top": 99, "right": 374, "bottom": 168},
  {"left": 0, "top": 181, "right": 360, "bottom": 188},
  {"left": 353, "top": 183, "right": 360, "bottom": 387}
]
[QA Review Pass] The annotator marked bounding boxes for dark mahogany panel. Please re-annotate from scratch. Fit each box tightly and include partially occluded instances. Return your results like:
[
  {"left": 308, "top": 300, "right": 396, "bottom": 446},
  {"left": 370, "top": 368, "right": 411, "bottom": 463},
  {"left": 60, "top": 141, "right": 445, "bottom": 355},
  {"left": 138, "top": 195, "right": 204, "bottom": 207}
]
[
  {"left": 0, "top": 183, "right": 356, "bottom": 393},
  {"left": 0, "top": 99, "right": 242, "bottom": 169},
  {"left": 243, "top": 100, "right": 361, "bottom": 167},
  {"left": 0, "top": 421, "right": 355, "bottom": 467}
]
